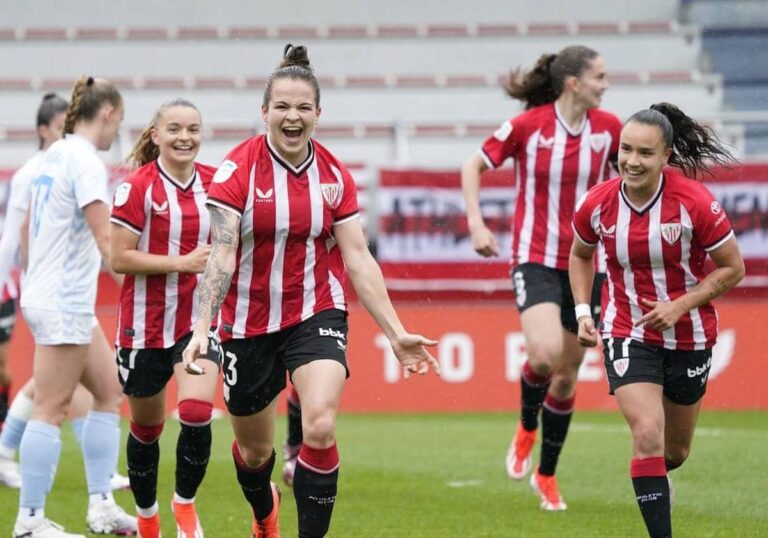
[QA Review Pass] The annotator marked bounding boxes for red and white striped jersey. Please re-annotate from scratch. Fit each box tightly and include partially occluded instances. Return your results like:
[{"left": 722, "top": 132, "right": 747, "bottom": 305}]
[
  {"left": 110, "top": 160, "right": 215, "bottom": 349},
  {"left": 480, "top": 103, "right": 622, "bottom": 271},
  {"left": 207, "top": 135, "right": 358, "bottom": 341},
  {"left": 573, "top": 169, "right": 734, "bottom": 350}
]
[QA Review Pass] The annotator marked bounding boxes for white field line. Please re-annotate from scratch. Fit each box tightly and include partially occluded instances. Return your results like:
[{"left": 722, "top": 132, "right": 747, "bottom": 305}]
[{"left": 571, "top": 422, "right": 768, "bottom": 438}]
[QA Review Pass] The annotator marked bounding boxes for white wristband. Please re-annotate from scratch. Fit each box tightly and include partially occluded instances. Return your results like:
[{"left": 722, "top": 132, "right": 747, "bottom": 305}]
[{"left": 575, "top": 303, "right": 592, "bottom": 321}]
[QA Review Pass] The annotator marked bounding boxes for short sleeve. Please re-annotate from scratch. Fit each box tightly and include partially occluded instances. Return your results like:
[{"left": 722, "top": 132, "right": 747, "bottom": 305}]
[
  {"left": 572, "top": 190, "right": 601, "bottom": 246},
  {"left": 331, "top": 164, "right": 359, "bottom": 225},
  {"left": 73, "top": 158, "right": 109, "bottom": 209},
  {"left": 110, "top": 178, "right": 147, "bottom": 235},
  {"left": 479, "top": 118, "right": 523, "bottom": 169},
  {"left": 691, "top": 186, "right": 733, "bottom": 252},
  {"left": 8, "top": 164, "right": 34, "bottom": 212},
  {"left": 206, "top": 156, "right": 249, "bottom": 216}
]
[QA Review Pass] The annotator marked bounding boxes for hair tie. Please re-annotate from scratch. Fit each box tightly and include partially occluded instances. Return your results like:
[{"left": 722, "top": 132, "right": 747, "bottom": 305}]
[
  {"left": 86, "top": 76, "right": 95, "bottom": 86},
  {"left": 283, "top": 43, "right": 294, "bottom": 58}
]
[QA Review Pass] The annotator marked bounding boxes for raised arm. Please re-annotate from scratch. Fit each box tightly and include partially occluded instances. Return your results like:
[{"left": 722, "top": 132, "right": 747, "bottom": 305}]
[
  {"left": 635, "top": 236, "right": 744, "bottom": 331},
  {"left": 109, "top": 223, "right": 210, "bottom": 275},
  {"left": 461, "top": 152, "right": 499, "bottom": 257},
  {"left": 182, "top": 206, "right": 240, "bottom": 371},
  {"left": 569, "top": 237, "right": 598, "bottom": 347},
  {"left": 333, "top": 218, "right": 440, "bottom": 379}
]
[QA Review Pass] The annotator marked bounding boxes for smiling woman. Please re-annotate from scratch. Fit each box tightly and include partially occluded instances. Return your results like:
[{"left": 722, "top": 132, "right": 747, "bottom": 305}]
[{"left": 182, "top": 43, "right": 440, "bottom": 538}]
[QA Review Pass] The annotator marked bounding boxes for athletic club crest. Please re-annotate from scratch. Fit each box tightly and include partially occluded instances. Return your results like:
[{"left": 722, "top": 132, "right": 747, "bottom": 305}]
[
  {"left": 660, "top": 223, "right": 682, "bottom": 245},
  {"left": 320, "top": 183, "right": 342, "bottom": 208},
  {"left": 589, "top": 133, "right": 607, "bottom": 152},
  {"left": 613, "top": 358, "right": 629, "bottom": 377}
]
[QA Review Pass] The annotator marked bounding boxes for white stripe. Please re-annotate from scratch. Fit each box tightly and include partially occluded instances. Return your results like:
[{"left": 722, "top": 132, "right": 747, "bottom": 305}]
[
  {"left": 131, "top": 185, "right": 153, "bottom": 348},
  {"left": 516, "top": 130, "right": 540, "bottom": 264},
  {"left": 301, "top": 163, "right": 322, "bottom": 320},
  {"left": 268, "top": 162, "right": 288, "bottom": 333},
  {"left": 616, "top": 199, "right": 645, "bottom": 342},
  {"left": 594, "top": 128, "right": 612, "bottom": 274},
  {"left": 543, "top": 123, "right": 565, "bottom": 267},
  {"left": 232, "top": 166, "right": 256, "bottom": 339},
  {"left": 191, "top": 172, "right": 209, "bottom": 333},
  {"left": 621, "top": 338, "right": 630, "bottom": 359},
  {"left": 679, "top": 205, "right": 706, "bottom": 349},
  {"left": 327, "top": 165, "right": 347, "bottom": 310},
  {"left": 575, "top": 121, "right": 593, "bottom": 208},
  {"left": 647, "top": 200, "right": 676, "bottom": 349},
  {"left": 601, "top": 265, "right": 618, "bottom": 337},
  {"left": 607, "top": 337, "right": 615, "bottom": 361},
  {"left": 297, "top": 456, "right": 340, "bottom": 475},
  {"left": 163, "top": 183, "right": 181, "bottom": 347}
]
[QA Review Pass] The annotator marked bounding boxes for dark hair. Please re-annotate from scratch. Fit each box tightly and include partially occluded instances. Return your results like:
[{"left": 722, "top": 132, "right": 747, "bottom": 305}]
[
  {"left": 262, "top": 44, "right": 320, "bottom": 107},
  {"left": 125, "top": 98, "right": 200, "bottom": 168},
  {"left": 36, "top": 93, "right": 68, "bottom": 149},
  {"left": 626, "top": 102, "right": 736, "bottom": 178},
  {"left": 505, "top": 45, "right": 599, "bottom": 109},
  {"left": 63, "top": 76, "right": 123, "bottom": 135}
]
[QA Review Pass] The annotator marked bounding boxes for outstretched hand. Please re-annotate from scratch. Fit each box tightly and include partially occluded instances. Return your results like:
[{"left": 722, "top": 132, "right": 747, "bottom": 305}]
[{"left": 391, "top": 333, "right": 441, "bottom": 379}]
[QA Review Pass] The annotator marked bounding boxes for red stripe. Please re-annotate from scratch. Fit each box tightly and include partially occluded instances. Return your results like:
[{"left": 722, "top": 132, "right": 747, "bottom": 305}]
[
  {"left": 630, "top": 456, "right": 666, "bottom": 478},
  {"left": 663, "top": 200, "right": 692, "bottom": 345},
  {"left": 529, "top": 126, "right": 554, "bottom": 266},
  {"left": 298, "top": 443, "right": 339, "bottom": 473},
  {"left": 145, "top": 183, "right": 170, "bottom": 347},
  {"left": 119, "top": 275, "right": 136, "bottom": 348},
  {"left": 174, "top": 186, "right": 201, "bottom": 341},
  {"left": 543, "top": 393, "right": 575, "bottom": 413},
  {"left": 556, "top": 133, "right": 581, "bottom": 265},
  {"left": 522, "top": 361, "right": 552, "bottom": 386},
  {"left": 281, "top": 170, "right": 312, "bottom": 330}
]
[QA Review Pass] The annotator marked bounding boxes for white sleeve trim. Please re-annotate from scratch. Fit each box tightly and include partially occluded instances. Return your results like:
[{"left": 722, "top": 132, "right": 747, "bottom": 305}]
[
  {"left": 572, "top": 223, "right": 599, "bottom": 246},
  {"left": 479, "top": 149, "right": 496, "bottom": 170},
  {"left": 333, "top": 212, "right": 360, "bottom": 226},
  {"left": 109, "top": 217, "right": 142, "bottom": 236},
  {"left": 704, "top": 229, "right": 734, "bottom": 252}
]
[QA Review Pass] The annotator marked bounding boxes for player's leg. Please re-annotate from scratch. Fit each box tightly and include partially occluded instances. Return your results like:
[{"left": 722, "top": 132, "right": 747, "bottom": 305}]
[
  {"left": 171, "top": 342, "right": 220, "bottom": 537},
  {"left": 222, "top": 335, "right": 283, "bottom": 538},
  {"left": 15, "top": 341, "right": 86, "bottom": 534},
  {"left": 291, "top": 360, "right": 346, "bottom": 538},
  {"left": 79, "top": 322, "right": 136, "bottom": 535},
  {"left": 615, "top": 381, "right": 671, "bottom": 538},
  {"left": 282, "top": 383, "right": 302, "bottom": 487},
  {"left": 0, "top": 298, "right": 17, "bottom": 432},
  {"left": 0, "top": 378, "right": 34, "bottom": 488}
]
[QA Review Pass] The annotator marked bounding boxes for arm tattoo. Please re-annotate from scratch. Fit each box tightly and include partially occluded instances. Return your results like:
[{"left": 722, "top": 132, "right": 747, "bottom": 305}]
[{"left": 199, "top": 207, "right": 241, "bottom": 319}]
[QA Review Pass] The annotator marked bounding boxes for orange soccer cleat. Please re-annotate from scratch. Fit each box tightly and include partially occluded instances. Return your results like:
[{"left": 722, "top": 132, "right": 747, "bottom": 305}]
[
  {"left": 251, "top": 482, "right": 281, "bottom": 538},
  {"left": 172, "top": 499, "right": 203, "bottom": 538},
  {"left": 506, "top": 422, "right": 537, "bottom": 480},
  {"left": 530, "top": 466, "right": 567, "bottom": 511},
  {"left": 136, "top": 511, "right": 161, "bottom": 538}
]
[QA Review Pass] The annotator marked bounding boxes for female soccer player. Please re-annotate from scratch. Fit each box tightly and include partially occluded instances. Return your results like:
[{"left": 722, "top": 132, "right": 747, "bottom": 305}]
[
  {"left": 570, "top": 103, "right": 744, "bottom": 537},
  {"left": 461, "top": 45, "right": 622, "bottom": 510},
  {"left": 110, "top": 98, "right": 218, "bottom": 538},
  {"left": 14, "top": 77, "right": 136, "bottom": 538},
  {"left": 0, "top": 94, "right": 129, "bottom": 494},
  {"left": 183, "top": 44, "right": 440, "bottom": 538}
]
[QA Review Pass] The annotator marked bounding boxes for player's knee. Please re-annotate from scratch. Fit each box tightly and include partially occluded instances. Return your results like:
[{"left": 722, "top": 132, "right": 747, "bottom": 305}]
[
  {"left": 665, "top": 447, "right": 690, "bottom": 471},
  {"left": 549, "top": 372, "right": 577, "bottom": 396},
  {"left": 177, "top": 398, "right": 213, "bottom": 426},
  {"left": 526, "top": 343, "right": 559, "bottom": 372},
  {"left": 631, "top": 420, "right": 664, "bottom": 456},
  {"left": 237, "top": 442, "right": 274, "bottom": 469},
  {"left": 130, "top": 421, "right": 164, "bottom": 444},
  {"left": 302, "top": 410, "right": 337, "bottom": 446}
]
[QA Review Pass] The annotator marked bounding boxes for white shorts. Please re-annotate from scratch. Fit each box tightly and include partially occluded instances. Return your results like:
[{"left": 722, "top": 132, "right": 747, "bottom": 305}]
[{"left": 22, "top": 307, "right": 96, "bottom": 345}]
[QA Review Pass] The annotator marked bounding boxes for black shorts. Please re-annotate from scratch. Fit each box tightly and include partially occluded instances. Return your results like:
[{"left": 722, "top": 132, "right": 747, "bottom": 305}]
[
  {"left": 116, "top": 332, "right": 222, "bottom": 398},
  {"left": 220, "top": 309, "right": 350, "bottom": 417},
  {"left": 603, "top": 338, "right": 711, "bottom": 405},
  {"left": 0, "top": 298, "right": 16, "bottom": 343},
  {"left": 511, "top": 263, "right": 605, "bottom": 334}
]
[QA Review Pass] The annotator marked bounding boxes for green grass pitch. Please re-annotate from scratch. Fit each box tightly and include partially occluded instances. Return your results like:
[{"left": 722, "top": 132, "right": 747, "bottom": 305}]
[{"left": 1, "top": 411, "right": 766, "bottom": 537}]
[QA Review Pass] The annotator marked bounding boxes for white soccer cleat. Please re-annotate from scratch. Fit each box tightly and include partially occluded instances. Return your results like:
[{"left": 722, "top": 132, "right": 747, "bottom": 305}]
[
  {"left": 0, "top": 456, "right": 22, "bottom": 488},
  {"left": 87, "top": 498, "right": 138, "bottom": 535},
  {"left": 110, "top": 472, "right": 131, "bottom": 491},
  {"left": 13, "top": 518, "right": 86, "bottom": 537}
]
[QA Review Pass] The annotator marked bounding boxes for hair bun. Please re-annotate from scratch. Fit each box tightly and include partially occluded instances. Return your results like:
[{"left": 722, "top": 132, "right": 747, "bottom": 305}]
[
  {"left": 86, "top": 76, "right": 95, "bottom": 86},
  {"left": 279, "top": 44, "right": 312, "bottom": 70}
]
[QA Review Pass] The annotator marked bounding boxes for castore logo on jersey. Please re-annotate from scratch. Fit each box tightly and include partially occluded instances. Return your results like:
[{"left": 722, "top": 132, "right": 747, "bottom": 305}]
[
  {"left": 538, "top": 136, "right": 555, "bottom": 149},
  {"left": 255, "top": 187, "right": 274, "bottom": 203},
  {"left": 152, "top": 201, "right": 168, "bottom": 215}
]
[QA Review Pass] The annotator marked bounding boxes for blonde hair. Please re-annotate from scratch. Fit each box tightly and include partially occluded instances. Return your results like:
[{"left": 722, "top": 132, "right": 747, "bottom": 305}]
[{"left": 63, "top": 76, "right": 122, "bottom": 134}]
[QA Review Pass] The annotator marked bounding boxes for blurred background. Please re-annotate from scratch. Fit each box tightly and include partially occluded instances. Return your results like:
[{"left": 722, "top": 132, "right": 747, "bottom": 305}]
[{"left": 0, "top": 0, "right": 766, "bottom": 413}]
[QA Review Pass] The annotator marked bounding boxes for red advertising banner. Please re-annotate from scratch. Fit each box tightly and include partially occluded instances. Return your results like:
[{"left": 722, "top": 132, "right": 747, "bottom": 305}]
[
  {"left": 6, "top": 296, "right": 767, "bottom": 412},
  {"left": 377, "top": 165, "right": 768, "bottom": 294}
]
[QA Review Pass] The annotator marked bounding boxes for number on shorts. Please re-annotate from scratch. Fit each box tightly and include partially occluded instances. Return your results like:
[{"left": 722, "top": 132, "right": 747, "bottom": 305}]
[
  {"left": 513, "top": 271, "right": 527, "bottom": 307},
  {"left": 224, "top": 350, "right": 238, "bottom": 386}
]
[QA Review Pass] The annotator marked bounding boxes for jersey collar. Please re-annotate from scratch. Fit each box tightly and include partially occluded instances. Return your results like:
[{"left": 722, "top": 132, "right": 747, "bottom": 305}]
[
  {"left": 156, "top": 159, "right": 197, "bottom": 191},
  {"left": 554, "top": 102, "right": 587, "bottom": 137},
  {"left": 266, "top": 134, "right": 315, "bottom": 177},
  {"left": 620, "top": 173, "right": 665, "bottom": 215}
]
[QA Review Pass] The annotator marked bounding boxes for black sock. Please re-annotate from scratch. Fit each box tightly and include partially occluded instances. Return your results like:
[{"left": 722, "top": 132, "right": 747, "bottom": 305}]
[
  {"left": 294, "top": 444, "right": 340, "bottom": 538},
  {"left": 520, "top": 362, "right": 550, "bottom": 431},
  {"left": 538, "top": 394, "right": 574, "bottom": 476},
  {"left": 175, "top": 423, "right": 211, "bottom": 499},
  {"left": 232, "top": 442, "right": 275, "bottom": 521},
  {"left": 631, "top": 457, "right": 671, "bottom": 538},
  {"left": 287, "top": 399, "right": 303, "bottom": 447},
  {"left": 127, "top": 434, "right": 160, "bottom": 509},
  {"left": 0, "top": 382, "right": 9, "bottom": 425}
]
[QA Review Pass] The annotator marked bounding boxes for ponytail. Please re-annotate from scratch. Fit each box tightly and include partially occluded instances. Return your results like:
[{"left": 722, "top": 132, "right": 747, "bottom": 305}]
[
  {"left": 63, "top": 76, "right": 122, "bottom": 135},
  {"left": 504, "top": 46, "right": 599, "bottom": 110},
  {"left": 627, "top": 103, "right": 736, "bottom": 178}
]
